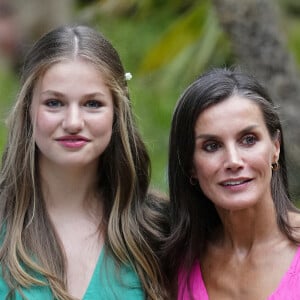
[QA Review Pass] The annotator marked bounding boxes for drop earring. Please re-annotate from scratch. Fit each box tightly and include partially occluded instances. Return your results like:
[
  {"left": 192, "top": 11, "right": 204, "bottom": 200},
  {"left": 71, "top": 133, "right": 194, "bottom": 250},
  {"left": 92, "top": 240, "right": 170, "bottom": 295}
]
[{"left": 271, "top": 162, "right": 279, "bottom": 171}]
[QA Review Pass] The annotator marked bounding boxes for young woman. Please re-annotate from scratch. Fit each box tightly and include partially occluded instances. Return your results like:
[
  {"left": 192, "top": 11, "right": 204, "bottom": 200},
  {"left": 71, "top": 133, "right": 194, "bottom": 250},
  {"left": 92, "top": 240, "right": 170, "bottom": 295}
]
[
  {"left": 0, "top": 25, "right": 169, "bottom": 300},
  {"left": 167, "top": 67, "right": 300, "bottom": 299}
]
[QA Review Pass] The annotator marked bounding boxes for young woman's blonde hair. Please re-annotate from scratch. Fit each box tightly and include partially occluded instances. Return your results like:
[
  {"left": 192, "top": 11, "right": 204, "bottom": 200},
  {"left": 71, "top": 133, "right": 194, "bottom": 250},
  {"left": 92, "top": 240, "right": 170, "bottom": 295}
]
[{"left": 0, "top": 25, "right": 169, "bottom": 299}]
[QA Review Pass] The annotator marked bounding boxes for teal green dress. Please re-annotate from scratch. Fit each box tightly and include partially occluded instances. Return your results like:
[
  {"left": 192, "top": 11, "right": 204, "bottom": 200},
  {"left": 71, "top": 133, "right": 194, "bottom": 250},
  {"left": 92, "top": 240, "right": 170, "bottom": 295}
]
[{"left": 0, "top": 248, "right": 144, "bottom": 300}]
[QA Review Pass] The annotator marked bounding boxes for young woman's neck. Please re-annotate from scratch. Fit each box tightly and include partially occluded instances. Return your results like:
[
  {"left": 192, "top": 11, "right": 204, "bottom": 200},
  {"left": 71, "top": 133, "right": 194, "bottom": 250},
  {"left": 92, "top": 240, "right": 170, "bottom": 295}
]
[{"left": 39, "top": 158, "right": 101, "bottom": 216}]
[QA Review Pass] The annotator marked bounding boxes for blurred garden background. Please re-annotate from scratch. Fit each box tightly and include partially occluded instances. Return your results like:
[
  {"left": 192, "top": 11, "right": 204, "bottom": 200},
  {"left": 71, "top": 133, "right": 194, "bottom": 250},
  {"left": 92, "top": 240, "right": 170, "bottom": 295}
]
[{"left": 0, "top": 0, "right": 300, "bottom": 201}]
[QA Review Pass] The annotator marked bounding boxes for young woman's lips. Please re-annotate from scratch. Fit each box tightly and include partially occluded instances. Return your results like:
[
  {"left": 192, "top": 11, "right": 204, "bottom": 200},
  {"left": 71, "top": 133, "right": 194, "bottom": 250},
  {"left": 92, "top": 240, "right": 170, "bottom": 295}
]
[{"left": 56, "top": 136, "right": 90, "bottom": 149}]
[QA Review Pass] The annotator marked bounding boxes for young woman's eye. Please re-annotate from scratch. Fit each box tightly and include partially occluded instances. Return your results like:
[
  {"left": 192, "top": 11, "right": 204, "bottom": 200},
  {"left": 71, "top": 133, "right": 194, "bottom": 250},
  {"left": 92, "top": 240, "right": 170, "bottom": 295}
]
[
  {"left": 85, "top": 100, "right": 102, "bottom": 108},
  {"left": 45, "top": 99, "right": 63, "bottom": 107},
  {"left": 242, "top": 134, "right": 257, "bottom": 146},
  {"left": 203, "top": 141, "right": 221, "bottom": 152}
]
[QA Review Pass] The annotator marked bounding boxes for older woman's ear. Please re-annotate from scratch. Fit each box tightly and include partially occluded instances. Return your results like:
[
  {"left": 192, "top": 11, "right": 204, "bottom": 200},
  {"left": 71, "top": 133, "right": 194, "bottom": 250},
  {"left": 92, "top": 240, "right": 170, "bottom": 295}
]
[{"left": 272, "top": 129, "right": 281, "bottom": 165}]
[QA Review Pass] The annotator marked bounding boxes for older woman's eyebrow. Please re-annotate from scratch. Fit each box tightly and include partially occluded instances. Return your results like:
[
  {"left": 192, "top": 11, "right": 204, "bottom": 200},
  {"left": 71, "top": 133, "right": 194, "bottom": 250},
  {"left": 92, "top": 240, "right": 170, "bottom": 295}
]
[
  {"left": 195, "top": 125, "right": 259, "bottom": 140},
  {"left": 195, "top": 133, "right": 218, "bottom": 140},
  {"left": 238, "top": 124, "right": 259, "bottom": 135}
]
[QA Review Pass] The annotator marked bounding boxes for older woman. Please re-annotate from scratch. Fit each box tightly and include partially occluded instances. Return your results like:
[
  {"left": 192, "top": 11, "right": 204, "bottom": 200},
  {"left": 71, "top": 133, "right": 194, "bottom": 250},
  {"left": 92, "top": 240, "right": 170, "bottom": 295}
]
[{"left": 167, "top": 67, "right": 300, "bottom": 299}]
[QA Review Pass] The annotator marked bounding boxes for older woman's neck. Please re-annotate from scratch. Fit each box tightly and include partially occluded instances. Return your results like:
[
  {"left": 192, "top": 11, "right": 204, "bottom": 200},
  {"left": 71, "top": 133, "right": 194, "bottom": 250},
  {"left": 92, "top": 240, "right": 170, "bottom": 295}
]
[{"left": 215, "top": 199, "right": 283, "bottom": 256}]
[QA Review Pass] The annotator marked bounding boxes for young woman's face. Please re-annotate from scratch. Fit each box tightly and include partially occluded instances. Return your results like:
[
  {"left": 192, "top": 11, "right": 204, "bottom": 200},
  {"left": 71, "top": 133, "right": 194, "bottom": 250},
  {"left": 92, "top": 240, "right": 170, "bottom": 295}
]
[
  {"left": 31, "top": 59, "right": 114, "bottom": 169},
  {"left": 192, "top": 95, "right": 280, "bottom": 211}
]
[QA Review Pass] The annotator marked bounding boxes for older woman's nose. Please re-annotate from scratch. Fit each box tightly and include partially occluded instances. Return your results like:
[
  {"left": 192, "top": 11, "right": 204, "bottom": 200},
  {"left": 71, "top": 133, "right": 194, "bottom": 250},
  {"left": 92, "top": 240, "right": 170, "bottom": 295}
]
[{"left": 223, "top": 144, "right": 244, "bottom": 171}]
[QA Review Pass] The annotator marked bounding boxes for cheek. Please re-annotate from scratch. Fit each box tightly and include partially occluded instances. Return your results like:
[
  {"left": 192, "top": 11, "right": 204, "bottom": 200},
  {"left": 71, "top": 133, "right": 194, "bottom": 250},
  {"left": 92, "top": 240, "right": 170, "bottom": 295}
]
[
  {"left": 250, "top": 143, "right": 273, "bottom": 168},
  {"left": 249, "top": 151, "right": 272, "bottom": 177},
  {"left": 193, "top": 156, "right": 215, "bottom": 184},
  {"left": 193, "top": 158, "right": 217, "bottom": 199},
  {"left": 33, "top": 111, "right": 59, "bottom": 140},
  {"left": 90, "top": 113, "right": 114, "bottom": 136}
]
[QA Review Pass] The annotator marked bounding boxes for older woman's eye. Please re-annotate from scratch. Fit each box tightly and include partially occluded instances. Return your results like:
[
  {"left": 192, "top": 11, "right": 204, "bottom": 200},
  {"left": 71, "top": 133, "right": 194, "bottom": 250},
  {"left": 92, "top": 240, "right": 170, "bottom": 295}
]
[
  {"left": 242, "top": 134, "right": 257, "bottom": 146},
  {"left": 85, "top": 100, "right": 102, "bottom": 108},
  {"left": 45, "top": 99, "right": 63, "bottom": 107},
  {"left": 203, "top": 141, "right": 221, "bottom": 152}
]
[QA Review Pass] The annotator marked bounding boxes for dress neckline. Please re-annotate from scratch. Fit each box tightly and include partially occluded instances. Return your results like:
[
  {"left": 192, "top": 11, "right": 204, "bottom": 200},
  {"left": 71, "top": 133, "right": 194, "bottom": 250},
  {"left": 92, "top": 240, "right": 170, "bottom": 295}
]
[
  {"left": 82, "top": 247, "right": 104, "bottom": 300},
  {"left": 197, "top": 245, "right": 300, "bottom": 299}
]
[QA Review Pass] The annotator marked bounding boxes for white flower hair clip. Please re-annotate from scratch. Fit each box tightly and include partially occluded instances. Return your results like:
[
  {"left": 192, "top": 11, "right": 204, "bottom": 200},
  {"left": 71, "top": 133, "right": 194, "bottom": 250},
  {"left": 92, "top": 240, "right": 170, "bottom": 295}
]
[{"left": 125, "top": 72, "right": 132, "bottom": 81}]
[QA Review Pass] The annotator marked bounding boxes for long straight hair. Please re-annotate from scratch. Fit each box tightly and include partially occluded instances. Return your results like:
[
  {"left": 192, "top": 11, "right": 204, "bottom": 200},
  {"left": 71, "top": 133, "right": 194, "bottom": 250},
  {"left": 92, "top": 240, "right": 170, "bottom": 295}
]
[{"left": 0, "top": 25, "right": 168, "bottom": 299}]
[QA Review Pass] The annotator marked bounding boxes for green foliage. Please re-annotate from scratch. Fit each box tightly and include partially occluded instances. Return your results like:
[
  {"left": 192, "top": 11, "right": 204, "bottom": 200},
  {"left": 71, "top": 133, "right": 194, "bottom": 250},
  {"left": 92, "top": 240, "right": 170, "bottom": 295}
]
[
  {"left": 285, "top": 17, "right": 300, "bottom": 65},
  {"left": 0, "top": 0, "right": 232, "bottom": 192},
  {"left": 0, "top": 0, "right": 298, "bottom": 201},
  {"left": 0, "top": 66, "right": 18, "bottom": 154},
  {"left": 89, "top": 1, "right": 231, "bottom": 191},
  {"left": 139, "top": 1, "right": 213, "bottom": 72}
]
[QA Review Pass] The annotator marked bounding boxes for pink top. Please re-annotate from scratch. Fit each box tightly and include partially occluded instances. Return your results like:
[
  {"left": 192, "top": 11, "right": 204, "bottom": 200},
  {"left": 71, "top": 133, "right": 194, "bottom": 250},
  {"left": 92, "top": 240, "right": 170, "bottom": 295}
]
[{"left": 178, "top": 246, "right": 300, "bottom": 300}]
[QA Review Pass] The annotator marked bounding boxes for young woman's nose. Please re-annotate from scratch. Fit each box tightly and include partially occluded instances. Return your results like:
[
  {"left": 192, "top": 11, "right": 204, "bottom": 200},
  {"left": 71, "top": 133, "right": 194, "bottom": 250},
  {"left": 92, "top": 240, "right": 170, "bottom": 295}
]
[
  {"left": 62, "top": 105, "right": 84, "bottom": 133},
  {"left": 223, "top": 144, "right": 243, "bottom": 171}
]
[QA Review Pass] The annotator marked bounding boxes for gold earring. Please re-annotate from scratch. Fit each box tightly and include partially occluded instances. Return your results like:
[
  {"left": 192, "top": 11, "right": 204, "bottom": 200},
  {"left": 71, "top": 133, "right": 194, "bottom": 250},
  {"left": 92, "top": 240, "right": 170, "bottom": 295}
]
[{"left": 271, "top": 162, "right": 279, "bottom": 171}]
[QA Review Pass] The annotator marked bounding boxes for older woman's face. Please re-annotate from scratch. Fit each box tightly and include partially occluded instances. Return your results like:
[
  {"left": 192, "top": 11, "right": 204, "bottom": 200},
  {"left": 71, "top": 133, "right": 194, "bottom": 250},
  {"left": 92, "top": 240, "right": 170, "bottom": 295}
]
[
  {"left": 30, "top": 58, "right": 114, "bottom": 170},
  {"left": 192, "top": 95, "right": 280, "bottom": 212}
]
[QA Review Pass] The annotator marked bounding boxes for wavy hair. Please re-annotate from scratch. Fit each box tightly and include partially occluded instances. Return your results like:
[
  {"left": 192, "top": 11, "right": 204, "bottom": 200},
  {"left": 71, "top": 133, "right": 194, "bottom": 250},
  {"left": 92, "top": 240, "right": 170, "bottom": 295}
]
[
  {"left": 166, "top": 67, "right": 299, "bottom": 297},
  {"left": 0, "top": 25, "right": 168, "bottom": 299}
]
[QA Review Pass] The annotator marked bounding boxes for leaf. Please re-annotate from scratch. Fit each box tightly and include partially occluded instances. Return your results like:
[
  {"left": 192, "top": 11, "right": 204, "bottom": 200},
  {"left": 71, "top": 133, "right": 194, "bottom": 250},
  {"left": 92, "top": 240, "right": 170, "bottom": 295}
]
[{"left": 138, "top": 1, "right": 212, "bottom": 73}]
